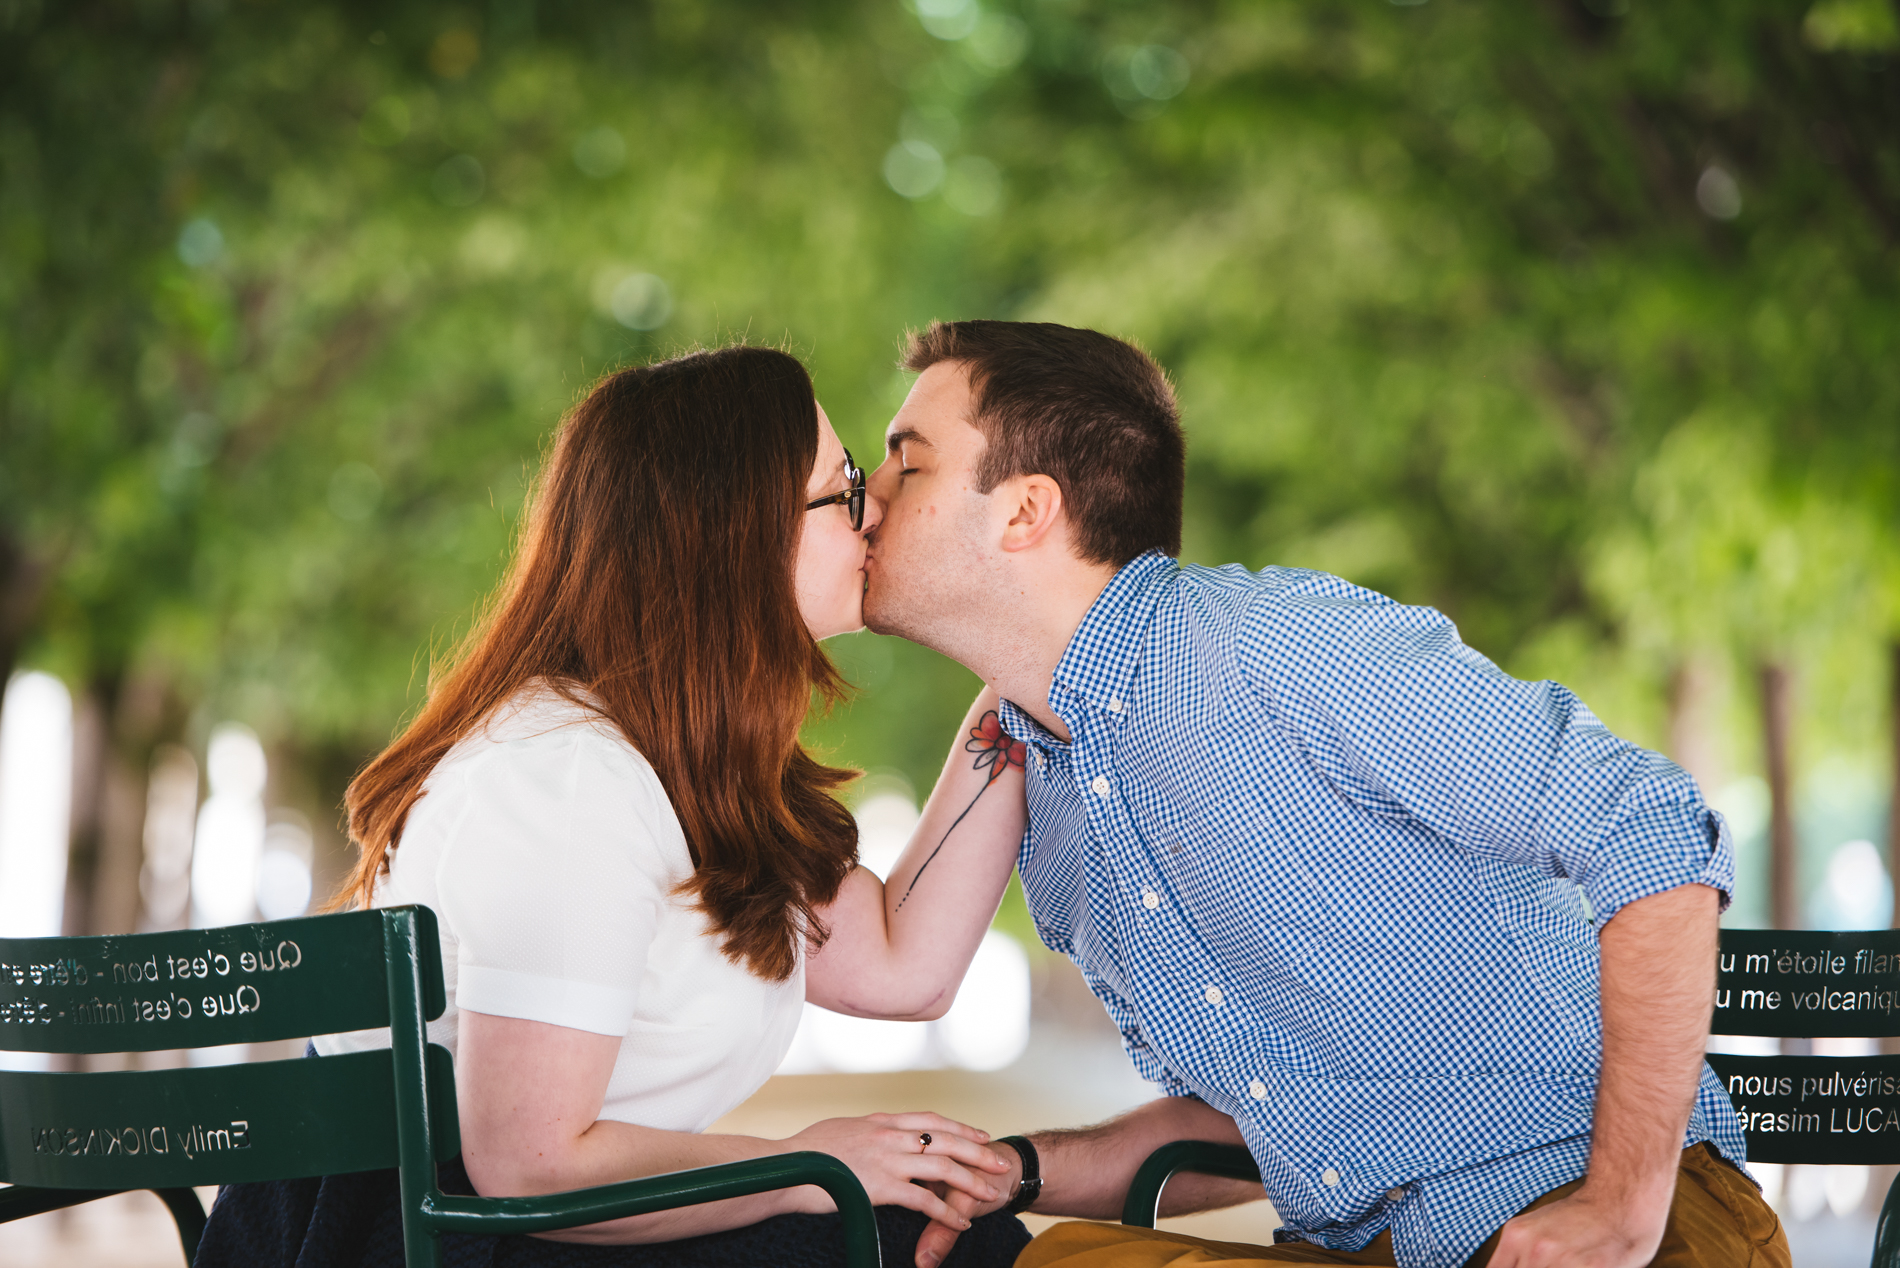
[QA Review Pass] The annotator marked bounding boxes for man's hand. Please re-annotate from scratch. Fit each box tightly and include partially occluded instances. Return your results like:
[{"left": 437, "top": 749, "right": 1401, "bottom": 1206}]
[
  {"left": 915, "top": 1142, "right": 1018, "bottom": 1268},
  {"left": 910, "top": 1097, "right": 1260, "bottom": 1268},
  {"left": 1487, "top": 882, "right": 1715, "bottom": 1267},
  {"left": 1487, "top": 1186, "right": 1667, "bottom": 1268}
]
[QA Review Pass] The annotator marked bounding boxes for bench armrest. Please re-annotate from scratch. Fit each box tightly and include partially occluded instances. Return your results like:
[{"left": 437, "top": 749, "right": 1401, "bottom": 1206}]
[
  {"left": 1121, "top": 1141, "right": 1262, "bottom": 1229},
  {"left": 421, "top": 1150, "right": 880, "bottom": 1266}
]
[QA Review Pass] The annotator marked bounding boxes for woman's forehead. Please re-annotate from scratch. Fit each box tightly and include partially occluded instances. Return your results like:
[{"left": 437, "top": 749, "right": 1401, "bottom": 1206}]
[{"left": 815, "top": 405, "right": 845, "bottom": 457}]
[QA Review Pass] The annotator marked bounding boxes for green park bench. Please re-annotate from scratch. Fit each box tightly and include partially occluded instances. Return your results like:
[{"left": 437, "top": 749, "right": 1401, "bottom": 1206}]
[
  {"left": 1707, "top": 929, "right": 1900, "bottom": 1268},
  {"left": 0, "top": 905, "right": 882, "bottom": 1266},
  {"left": 1124, "top": 928, "right": 1900, "bottom": 1268}
]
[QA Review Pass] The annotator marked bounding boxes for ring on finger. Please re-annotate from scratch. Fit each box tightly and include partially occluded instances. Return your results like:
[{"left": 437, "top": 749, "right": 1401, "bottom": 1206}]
[{"left": 918, "top": 1132, "right": 932, "bottom": 1153}]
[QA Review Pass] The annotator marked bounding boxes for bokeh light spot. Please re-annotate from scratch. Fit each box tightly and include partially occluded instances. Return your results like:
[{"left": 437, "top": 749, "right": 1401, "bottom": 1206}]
[
  {"left": 573, "top": 126, "right": 626, "bottom": 178},
  {"left": 1696, "top": 165, "right": 1742, "bottom": 220},
  {"left": 257, "top": 817, "right": 314, "bottom": 921},
  {"left": 177, "top": 217, "right": 224, "bottom": 267},
  {"left": 883, "top": 140, "right": 945, "bottom": 199},
  {"left": 140, "top": 744, "right": 198, "bottom": 932},
  {"left": 1812, "top": 839, "right": 1891, "bottom": 929},
  {"left": 939, "top": 931, "right": 1032, "bottom": 1070},
  {"left": 608, "top": 272, "right": 673, "bottom": 330},
  {"left": 1102, "top": 44, "right": 1190, "bottom": 116},
  {"left": 0, "top": 673, "right": 73, "bottom": 941},
  {"left": 459, "top": 216, "right": 527, "bottom": 274},
  {"left": 191, "top": 723, "right": 268, "bottom": 930},
  {"left": 966, "top": 14, "right": 1030, "bottom": 69},
  {"left": 913, "top": 0, "right": 980, "bottom": 41},
  {"left": 1128, "top": 45, "right": 1190, "bottom": 100}
]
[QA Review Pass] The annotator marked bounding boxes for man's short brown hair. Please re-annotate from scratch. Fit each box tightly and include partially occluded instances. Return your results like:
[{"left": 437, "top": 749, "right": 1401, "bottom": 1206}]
[{"left": 901, "top": 320, "right": 1185, "bottom": 567}]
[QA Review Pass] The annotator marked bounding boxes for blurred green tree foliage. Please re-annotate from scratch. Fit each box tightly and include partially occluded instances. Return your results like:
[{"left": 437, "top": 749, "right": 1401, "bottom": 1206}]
[{"left": 1, "top": 0, "right": 1894, "bottom": 922}]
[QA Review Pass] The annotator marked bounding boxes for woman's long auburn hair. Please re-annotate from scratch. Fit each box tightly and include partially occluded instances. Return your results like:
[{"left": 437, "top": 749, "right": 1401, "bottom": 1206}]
[{"left": 339, "top": 346, "right": 858, "bottom": 981}]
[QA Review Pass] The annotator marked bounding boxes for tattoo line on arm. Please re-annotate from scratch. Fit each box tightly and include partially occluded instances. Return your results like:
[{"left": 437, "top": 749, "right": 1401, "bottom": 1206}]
[{"left": 894, "top": 710, "right": 1027, "bottom": 911}]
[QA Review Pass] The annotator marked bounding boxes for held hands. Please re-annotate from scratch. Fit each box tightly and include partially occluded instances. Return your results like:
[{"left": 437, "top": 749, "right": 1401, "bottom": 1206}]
[
  {"left": 914, "top": 1141, "right": 1018, "bottom": 1268},
  {"left": 1486, "top": 1187, "right": 1668, "bottom": 1268},
  {"left": 784, "top": 1113, "right": 1012, "bottom": 1230}
]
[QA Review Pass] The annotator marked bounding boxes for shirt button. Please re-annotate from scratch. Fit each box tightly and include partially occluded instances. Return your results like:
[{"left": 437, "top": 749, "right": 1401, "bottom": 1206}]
[
  {"left": 1090, "top": 775, "right": 1111, "bottom": 797},
  {"left": 1203, "top": 985, "right": 1223, "bottom": 1005},
  {"left": 1247, "top": 1079, "right": 1267, "bottom": 1100},
  {"left": 1141, "top": 890, "right": 1160, "bottom": 910},
  {"left": 1108, "top": 695, "right": 1123, "bottom": 713},
  {"left": 1321, "top": 1169, "right": 1340, "bottom": 1188},
  {"left": 1387, "top": 1187, "right": 1406, "bottom": 1201}
]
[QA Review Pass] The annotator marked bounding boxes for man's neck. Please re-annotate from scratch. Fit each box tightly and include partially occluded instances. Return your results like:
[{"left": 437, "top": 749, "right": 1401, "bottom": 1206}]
[{"left": 954, "top": 562, "right": 1118, "bottom": 745}]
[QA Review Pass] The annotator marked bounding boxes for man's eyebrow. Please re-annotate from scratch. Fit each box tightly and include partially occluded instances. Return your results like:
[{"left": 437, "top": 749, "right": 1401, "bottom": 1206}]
[{"left": 885, "top": 427, "right": 934, "bottom": 455}]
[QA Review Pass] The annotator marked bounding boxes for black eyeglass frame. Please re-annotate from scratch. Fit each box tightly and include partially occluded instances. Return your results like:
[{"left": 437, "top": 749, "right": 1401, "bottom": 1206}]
[{"left": 805, "top": 449, "right": 866, "bottom": 531}]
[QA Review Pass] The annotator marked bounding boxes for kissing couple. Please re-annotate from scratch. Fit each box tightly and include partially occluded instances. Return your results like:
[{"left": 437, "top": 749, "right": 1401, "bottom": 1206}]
[{"left": 198, "top": 322, "right": 1783, "bottom": 1268}]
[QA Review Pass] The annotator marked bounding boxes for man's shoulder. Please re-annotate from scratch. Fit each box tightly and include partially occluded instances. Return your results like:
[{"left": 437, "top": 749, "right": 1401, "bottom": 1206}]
[
  {"left": 1161, "top": 563, "right": 1476, "bottom": 685},
  {"left": 1168, "top": 562, "right": 1400, "bottom": 629}
]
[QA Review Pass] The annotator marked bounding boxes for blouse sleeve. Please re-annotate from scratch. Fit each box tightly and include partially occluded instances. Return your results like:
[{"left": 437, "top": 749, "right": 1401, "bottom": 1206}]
[{"left": 435, "top": 725, "right": 679, "bottom": 1037}]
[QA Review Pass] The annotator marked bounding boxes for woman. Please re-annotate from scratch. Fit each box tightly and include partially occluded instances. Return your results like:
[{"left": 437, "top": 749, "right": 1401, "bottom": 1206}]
[{"left": 196, "top": 346, "right": 1034, "bottom": 1267}]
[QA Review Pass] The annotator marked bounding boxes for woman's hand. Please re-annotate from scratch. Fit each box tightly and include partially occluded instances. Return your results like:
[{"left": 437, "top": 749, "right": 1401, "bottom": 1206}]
[
  {"left": 784, "top": 1112, "right": 1013, "bottom": 1227},
  {"left": 460, "top": 1014, "right": 1007, "bottom": 1241},
  {"left": 806, "top": 687, "right": 1029, "bottom": 1020}
]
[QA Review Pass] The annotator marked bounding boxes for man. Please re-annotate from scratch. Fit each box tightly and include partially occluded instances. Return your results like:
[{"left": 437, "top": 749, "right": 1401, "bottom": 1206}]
[{"left": 860, "top": 321, "right": 1785, "bottom": 1268}]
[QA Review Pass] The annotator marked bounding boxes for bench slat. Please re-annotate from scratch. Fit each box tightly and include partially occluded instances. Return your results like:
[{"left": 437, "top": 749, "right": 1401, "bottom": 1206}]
[
  {"left": 1706, "top": 1053, "right": 1900, "bottom": 1165},
  {"left": 0, "top": 908, "right": 445, "bottom": 1053},
  {"left": 1715, "top": 930, "right": 1900, "bottom": 1040},
  {"left": 0, "top": 1046, "right": 458, "bottom": 1188}
]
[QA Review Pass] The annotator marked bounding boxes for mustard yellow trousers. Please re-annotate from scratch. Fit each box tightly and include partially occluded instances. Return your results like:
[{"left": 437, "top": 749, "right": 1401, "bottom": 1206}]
[{"left": 1017, "top": 1145, "right": 1789, "bottom": 1268}]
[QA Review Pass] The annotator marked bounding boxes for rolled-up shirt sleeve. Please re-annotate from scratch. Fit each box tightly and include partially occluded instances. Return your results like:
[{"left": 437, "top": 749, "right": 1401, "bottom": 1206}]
[
  {"left": 438, "top": 727, "right": 671, "bottom": 1035},
  {"left": 1238, "top": 582, "right": 1733, "bottom": 926}
]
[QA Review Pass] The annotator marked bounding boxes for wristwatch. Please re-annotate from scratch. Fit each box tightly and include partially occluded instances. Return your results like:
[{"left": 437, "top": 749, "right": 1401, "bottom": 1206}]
[{"left": 998, "top": 1135, "right": 1042, "bottom": 1214}]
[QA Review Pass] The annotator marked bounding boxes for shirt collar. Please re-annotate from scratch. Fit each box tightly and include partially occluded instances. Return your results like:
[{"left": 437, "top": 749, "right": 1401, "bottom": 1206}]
[
  {"left": 995, "top": 696, "right": 1058, "bottom": 754},
  {"left": 1049, "top": 549, "right": 1178, "bottom": 718}
]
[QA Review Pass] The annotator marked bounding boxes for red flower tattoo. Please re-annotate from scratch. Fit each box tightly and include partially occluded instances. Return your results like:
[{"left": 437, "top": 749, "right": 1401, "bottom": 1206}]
[
  {"left": 965, "top": 711, "right": 1029, "bottom": 786},
  {"left": 895, "top": 710, "right": 1026, "bottom": 910}
]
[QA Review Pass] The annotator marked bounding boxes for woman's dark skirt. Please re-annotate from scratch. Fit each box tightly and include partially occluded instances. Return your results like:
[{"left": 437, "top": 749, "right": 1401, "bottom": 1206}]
[{"left": 194, "top": 1154, "right": 1033, "bottom": 1268}]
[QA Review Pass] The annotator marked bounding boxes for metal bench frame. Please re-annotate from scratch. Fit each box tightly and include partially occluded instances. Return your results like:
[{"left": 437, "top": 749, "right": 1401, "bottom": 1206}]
[{"left": 0, "top": 906, "right": 881, "bottom": 1266}]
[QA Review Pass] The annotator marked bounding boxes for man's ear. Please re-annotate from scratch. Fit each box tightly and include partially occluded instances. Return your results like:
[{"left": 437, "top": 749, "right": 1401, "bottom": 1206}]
[{"left": 998, "top": 474, "right": 1065, "bottom": 553}]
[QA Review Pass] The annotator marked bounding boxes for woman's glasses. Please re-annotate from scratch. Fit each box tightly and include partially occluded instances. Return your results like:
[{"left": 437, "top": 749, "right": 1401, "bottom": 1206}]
[{"left": 805, "top": 448, "right": 866, "bottom": 531}]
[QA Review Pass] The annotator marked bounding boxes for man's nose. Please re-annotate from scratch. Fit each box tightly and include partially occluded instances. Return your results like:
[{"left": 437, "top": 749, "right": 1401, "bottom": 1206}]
[
  {"left": 865, "top": 452, "right": 900, "bottom": 498},
  {"left": 859, "top": 486, "right": 887, "bottom": 537},
  {"left": 860, "top": 455, "right": 898, "bottom": 535}
]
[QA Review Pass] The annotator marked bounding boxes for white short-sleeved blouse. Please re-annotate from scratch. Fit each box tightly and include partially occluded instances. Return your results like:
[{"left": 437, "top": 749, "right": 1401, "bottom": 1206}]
[{"left": 314, "top": 684, "right": 804, "bottom": 1132}]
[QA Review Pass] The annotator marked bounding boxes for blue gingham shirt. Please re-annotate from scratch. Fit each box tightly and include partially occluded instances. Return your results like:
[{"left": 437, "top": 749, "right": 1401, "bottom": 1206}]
[{"left": 997, "top": 552, "right": 1743, "bottom": 1268}]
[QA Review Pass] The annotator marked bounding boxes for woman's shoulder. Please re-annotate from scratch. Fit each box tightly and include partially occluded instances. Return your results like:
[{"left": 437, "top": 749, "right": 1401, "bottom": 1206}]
[
  {"left": 474, "top": 679, "right": 617, "bottom": 744},
  {"left": 429, "top": 680, "right": 684, "bottom": 852},
  {"left": 435, "top": 681, "right": 648, "bottom": 774}
]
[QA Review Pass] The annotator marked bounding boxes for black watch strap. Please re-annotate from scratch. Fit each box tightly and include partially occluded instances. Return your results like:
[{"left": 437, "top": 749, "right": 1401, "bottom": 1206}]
[{"left": 999, "top": 1135, "right": 1042, "bottom": 1214}]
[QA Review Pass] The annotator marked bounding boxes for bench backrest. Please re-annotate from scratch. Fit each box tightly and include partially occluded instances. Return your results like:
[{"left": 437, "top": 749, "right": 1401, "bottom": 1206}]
[
  {"left": 0, "top": 907, "right": 457, "bottom": 1190},
  {"left": 1706, "top": 928, "right": 1900, "bottom": 1166}
]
